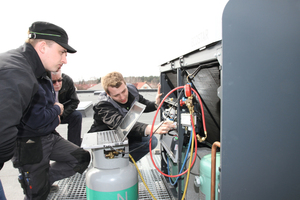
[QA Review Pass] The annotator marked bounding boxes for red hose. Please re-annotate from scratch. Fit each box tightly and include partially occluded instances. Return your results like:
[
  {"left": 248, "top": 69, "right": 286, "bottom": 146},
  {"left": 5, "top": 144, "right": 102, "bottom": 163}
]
[{"left": 149, "top": 86, "right": 206, "bottom": 178}]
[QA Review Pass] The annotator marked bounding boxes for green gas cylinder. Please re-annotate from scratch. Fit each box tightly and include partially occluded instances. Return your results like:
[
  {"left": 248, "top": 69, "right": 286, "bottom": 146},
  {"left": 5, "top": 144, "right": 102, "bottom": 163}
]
[
  {"left": 198, "top": 152, "right": 220, "bottom": 200},
  {"left": 86, "top": 148, "right": 138, "bottom": 200}
]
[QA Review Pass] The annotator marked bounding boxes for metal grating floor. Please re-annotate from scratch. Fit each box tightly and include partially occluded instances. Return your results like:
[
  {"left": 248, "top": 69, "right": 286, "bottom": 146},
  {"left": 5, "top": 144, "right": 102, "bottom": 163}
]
[{"left": 47, "top": 154, "right": 174, "bottom": 200}]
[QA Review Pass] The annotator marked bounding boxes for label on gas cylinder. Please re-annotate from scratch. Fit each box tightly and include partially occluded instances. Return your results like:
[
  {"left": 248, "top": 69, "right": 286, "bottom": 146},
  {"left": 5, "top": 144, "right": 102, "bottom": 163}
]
[{"left": 86, "top": 183, "right": 138, "bottom": 200}]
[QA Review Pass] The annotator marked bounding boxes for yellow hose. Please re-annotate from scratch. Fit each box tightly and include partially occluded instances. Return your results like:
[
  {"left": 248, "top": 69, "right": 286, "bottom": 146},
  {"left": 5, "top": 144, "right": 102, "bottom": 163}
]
[
  {"left": 129, "top": 113, "right": 196, "bottom": 200},
  {"left": 181, "top": 116, "right": 195, "bottom": 200},
  {"left": 129, "top": 154, "right": 157, "bottom": 200}
]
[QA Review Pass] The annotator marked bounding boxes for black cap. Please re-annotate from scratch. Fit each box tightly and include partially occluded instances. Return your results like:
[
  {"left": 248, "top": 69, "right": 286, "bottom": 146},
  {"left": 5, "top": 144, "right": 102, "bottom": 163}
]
[{"left": 28, "top": 21, "right": 76, "bottom": 53}]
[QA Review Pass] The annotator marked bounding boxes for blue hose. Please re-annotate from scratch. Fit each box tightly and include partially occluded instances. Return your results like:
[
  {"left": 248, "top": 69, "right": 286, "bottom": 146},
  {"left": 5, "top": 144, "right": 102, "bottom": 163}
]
[{"left": 168, "top": 129, "right": 193, "bottom": 185}]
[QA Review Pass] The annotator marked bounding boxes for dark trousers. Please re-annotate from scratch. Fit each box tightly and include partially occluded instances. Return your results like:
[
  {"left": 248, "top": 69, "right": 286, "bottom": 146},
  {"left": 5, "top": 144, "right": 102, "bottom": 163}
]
[
  {"left": 61, "top": 110, "right": 82, "bottom": 146},
  {"left": 0, "top": 180, "right": 6, "bottom": 200},
  {"left": 13, "top": 134, "right": 90, "bottom": 200},
  {"left": 129, "top": 135, "right": 158, "bottom": 162}
]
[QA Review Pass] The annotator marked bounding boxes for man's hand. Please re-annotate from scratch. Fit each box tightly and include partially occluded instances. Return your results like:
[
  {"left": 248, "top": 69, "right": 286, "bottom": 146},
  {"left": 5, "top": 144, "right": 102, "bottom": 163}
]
[
  {"left": 54, "top": 102, "right": 64, "bottom": 115},
  {"left": 58, "top": 115, "right": 61, "bottom": 124},
  {"left": 154, "top": 121, "right": 176, "bottom": 134},
  {"left": 155, "top": 83, "right": 162, "bottom": 105},
  {"left": 145, "top": 121, "right": 176, "bottom": 135}
]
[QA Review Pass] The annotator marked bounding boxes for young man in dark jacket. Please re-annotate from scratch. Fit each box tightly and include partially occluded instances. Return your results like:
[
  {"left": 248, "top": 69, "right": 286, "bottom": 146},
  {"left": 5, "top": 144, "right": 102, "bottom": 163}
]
[
  {"left": 88, "top": 71, "right": 175, "bottom": 162},
  {"left": 51, "top": 69, "right": 82, "bottom": 146},
  {"left": 0, "top": 21, "right": 91, "bottom": 200}
]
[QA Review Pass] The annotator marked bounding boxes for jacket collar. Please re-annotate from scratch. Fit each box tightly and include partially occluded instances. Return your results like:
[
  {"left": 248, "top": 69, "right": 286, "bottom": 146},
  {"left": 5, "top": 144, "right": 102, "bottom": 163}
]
[{"left": 21, "top": 43, "right": 47, "bottom": 79}]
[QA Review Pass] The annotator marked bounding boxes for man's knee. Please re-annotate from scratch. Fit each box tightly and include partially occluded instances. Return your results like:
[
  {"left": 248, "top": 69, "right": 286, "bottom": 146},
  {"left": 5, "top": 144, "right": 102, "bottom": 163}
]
[
  {"left": 150, "top": 136, "right": 158, "bottom": 149},
  {"left": 62, "top": 110, "right": 82, "bottom": 124},
  {"left": 70, "top": 148, "right": 90, "bottom": 174},
  {"left": 73, "top": 110, "right": 82, "bottom": 121}
]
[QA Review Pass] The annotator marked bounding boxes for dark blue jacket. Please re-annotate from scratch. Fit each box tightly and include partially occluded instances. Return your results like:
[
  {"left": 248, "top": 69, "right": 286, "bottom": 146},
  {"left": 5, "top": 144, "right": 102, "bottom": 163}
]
[{"left": 17, "top": 69, "right": 61, "bottom": 137}]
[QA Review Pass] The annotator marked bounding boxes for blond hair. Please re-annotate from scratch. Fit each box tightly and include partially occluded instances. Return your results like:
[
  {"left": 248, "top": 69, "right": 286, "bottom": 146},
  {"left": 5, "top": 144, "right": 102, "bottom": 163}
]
[{"left": 101, "top": 71, "right": 126, "bottom": 94}]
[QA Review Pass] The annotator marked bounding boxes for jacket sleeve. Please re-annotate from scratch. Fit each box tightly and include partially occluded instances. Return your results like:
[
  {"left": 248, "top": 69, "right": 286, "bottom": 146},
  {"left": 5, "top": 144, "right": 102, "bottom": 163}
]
[
  {"left": 60, "top": 74, "right": 80, "bottom": 119},
  {"left": 138, "top": 93, "right": 157, "bottom": 112},
  {"left": 0, "top": 68, "right": 38, "bottom": 165},
  {"left": 93, "top": 102, "right": 148, "bottom": 138},
  {"left": 92, "top": 95, "right": 154, "bottom": 138},
  {"left": 93, "top": 102, "right": 123, "bottom": 130},
  {"left": 21, "top": 84, "right": 61, "bottom": 133},
  {"left": 129, "top": 122, "right": 148, "bottom": 138}
]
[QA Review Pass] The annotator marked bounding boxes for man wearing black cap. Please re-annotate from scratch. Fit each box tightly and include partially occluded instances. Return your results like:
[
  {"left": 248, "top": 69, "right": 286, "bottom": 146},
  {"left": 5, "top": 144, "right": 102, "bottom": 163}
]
[{"left": 0, "top": 21, "right": 90, "bottom": 200}]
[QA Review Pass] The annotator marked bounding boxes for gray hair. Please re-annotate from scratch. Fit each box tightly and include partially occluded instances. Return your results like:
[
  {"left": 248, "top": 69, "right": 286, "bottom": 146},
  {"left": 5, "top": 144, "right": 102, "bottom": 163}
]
[{"left": 51, "top": 69, "right": 62, "bottom": 75}]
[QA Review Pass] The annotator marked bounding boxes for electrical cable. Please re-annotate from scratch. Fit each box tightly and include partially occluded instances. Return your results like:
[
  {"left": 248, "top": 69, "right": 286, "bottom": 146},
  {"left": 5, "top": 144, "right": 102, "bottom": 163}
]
[
  {"left": 185, "top": 63, "right": 220, "bottom": 131},
  {"left": 167, "top": 131, "right": 178, "bottom": 137},
  {"left": 161, "top": 150, "right": 168, "bottom": 165},
  {"left": 162, "top": 88, "right": 184, "bottom": 121},
  {"left": 186, "top": 61, "right": 220, "bottom": 81},
  {"left": 184, "top": 153, "right": 201, "bottom": 176}
]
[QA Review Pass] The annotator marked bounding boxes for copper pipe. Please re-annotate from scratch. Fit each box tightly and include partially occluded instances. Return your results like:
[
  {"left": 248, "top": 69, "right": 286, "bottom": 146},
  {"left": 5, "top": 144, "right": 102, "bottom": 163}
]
[{"left": 211, "top": 141, "right": 221, "bottom": 200}]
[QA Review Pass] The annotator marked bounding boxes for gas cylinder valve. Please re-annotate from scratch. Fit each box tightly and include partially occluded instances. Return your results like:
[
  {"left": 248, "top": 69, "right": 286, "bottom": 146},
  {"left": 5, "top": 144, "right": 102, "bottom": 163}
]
[{"left": 105, "top": 149, "right": 124, "bottom": 159}]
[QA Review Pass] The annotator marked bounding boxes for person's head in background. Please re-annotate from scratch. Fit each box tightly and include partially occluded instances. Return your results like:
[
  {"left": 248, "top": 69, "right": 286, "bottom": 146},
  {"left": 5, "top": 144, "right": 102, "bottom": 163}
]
[
  {"left": 101, "top": 71, "right": 129, "bottom": 104},
  {"left": 26, "top": 21, "right": 76, "bottom": 72},
  {"left": 51, "top": 69, "right": 63, "bottom": 92}
]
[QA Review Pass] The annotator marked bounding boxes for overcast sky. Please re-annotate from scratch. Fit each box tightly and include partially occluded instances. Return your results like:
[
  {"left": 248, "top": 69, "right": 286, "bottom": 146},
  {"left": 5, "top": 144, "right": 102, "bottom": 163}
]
[{"left": 0, "top": 0, "right": 228, "bottom": 82}]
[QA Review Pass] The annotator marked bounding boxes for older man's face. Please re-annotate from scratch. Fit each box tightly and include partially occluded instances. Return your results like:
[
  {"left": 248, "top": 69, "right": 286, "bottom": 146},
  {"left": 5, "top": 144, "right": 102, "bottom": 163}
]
[{"left": 52, "top": 72, "right": 63, "bottom": 92}]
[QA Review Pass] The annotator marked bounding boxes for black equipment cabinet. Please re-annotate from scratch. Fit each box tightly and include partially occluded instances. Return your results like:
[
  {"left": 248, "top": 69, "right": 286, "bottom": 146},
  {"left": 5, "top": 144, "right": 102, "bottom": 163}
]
[
  {"left": 159, "top": 41, "right": 222, "bottom": 199},
  {"left": 158, "top": 1, "right": 300, "bottom": 199}
]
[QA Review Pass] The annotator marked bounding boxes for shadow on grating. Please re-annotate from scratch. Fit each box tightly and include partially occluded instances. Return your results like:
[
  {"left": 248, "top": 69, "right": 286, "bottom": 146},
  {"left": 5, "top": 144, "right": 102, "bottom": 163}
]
[{"left": 47, "top": 154, "right": 174, "bottom": 200}]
